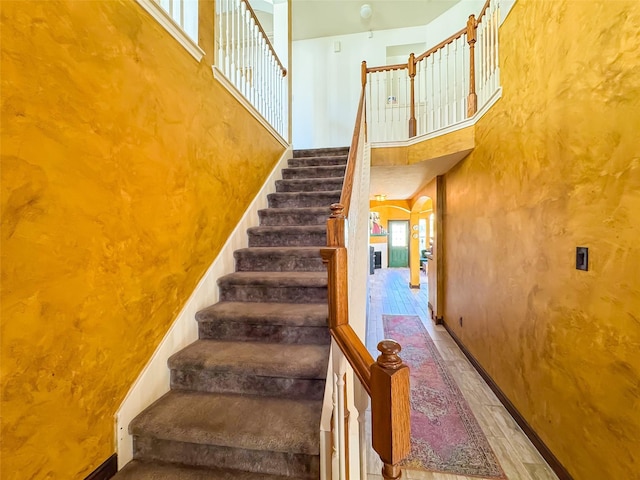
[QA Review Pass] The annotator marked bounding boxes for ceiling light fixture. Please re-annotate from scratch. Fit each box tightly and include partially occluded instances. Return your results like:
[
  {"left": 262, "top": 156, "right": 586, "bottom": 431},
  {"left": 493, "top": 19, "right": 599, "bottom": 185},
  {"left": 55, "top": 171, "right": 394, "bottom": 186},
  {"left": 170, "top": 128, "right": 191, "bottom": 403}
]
[
  {"left": 374, "top": 194, "right": 386, "bottom": 202},
  {"left": 360, "top": 4, "right": 373, "bottom": 20}
]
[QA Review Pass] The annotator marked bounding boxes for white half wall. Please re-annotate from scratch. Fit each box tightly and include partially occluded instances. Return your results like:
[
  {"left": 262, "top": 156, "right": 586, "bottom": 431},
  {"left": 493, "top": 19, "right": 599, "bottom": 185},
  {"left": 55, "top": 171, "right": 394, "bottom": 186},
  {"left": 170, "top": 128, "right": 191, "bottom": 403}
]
[{"left": 115, "top": 147, "right": 292, "bottom": 469}]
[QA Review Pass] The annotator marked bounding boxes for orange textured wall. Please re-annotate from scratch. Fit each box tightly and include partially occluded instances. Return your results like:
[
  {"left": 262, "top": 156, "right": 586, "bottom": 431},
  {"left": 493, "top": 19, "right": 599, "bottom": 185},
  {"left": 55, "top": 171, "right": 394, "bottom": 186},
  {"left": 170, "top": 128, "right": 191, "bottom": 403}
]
[
  {"left": 0, "top": 1, "right": 284, "bottom": 478},
  {"left": 443, "top": 1, "right": 640, "bottom": 478}
]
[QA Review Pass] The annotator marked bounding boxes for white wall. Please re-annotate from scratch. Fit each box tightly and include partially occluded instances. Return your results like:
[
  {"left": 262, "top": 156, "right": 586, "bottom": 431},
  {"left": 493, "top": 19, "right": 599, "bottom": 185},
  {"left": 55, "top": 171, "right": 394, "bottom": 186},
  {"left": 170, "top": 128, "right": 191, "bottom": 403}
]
[{"left": 291, "top": 0, "right": 515, "bottom": 149}]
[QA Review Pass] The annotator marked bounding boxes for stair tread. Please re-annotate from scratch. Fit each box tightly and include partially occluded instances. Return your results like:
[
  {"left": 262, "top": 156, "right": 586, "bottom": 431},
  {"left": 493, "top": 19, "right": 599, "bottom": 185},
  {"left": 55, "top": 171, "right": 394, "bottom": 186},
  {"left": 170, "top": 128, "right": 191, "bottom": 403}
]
[
  {"left": 248, "top": 225, "right": 326, "bottom": 233},
  {"left": 268, "top": 190, "right": 341, "bottom": 196},
  {"left": 169, "top": 339, "right": 328, "bottom": 378},
  {"left": 278, "top": 176, "right": 343, "bottom": 182},
  {"left": 235, "top": 246, "right": 322, "bottom": 255},
  {"left": 196, "top": 302, "right": 328, "bottom": 326},
  {"left": 283, "top": 166, "right": 346, "bottom": 172},
  {"left": 116, "top": 460, "right": 296, "bottom": 479},
  {"left": 293, "top": 147, "right": 349, "bottom": 157},
  {"left": 259, "top": 206, "right": 330, "bottom": 213},
  {"left": 218, "top": 271, "right": 327, "bottom": 286},
  {"left": 130, "top": 390, "right": 321, "bottom": 454}
]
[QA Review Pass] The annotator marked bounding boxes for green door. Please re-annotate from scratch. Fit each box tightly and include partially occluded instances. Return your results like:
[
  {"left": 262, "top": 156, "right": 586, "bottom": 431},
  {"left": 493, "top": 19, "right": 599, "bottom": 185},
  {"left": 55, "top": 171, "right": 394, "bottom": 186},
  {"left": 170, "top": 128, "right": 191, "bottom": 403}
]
[{"left": 388, "top": 220, "right": 409, "bottom": 267}]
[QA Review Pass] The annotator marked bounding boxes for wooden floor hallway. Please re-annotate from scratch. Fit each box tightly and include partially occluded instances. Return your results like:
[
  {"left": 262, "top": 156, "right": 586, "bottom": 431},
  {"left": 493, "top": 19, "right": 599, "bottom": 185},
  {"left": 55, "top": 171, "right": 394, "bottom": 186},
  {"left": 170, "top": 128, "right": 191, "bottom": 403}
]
[{"left": 365, "top": 268, "right": 559, "bottom": 480}]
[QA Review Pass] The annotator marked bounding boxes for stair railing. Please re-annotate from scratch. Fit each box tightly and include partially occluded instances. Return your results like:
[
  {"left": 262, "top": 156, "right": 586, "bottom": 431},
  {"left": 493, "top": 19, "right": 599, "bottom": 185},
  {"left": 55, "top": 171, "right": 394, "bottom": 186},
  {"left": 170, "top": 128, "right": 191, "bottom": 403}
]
[
  {"left": 215, "top": 0, "right": 288, "bottom": 139},
  {"left": 366, "top": 0, "right": 501, "bottom": 142},
  {"left": 320, "top": 63, "right": 411, "bottom": 480}
]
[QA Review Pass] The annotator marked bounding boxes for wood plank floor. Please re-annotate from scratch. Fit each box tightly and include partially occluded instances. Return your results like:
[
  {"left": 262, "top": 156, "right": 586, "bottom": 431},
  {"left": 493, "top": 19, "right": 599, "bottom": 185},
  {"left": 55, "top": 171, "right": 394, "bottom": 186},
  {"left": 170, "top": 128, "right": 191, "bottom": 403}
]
[{"left": 365, "top": 268, "right": 559, "bottom": 480}]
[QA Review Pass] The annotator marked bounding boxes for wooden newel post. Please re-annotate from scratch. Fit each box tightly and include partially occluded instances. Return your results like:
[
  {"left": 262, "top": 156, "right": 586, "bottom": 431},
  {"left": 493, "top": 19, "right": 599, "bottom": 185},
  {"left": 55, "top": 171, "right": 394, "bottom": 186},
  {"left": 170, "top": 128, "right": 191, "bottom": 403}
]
[
  {"left": 326, "top": 203, "right": 346, "bottom": 247},
  {"left": 466, "top": 14, "right": 478, "bottom": 117},
  {"left": 361, "top": 60, "right": 368, "bottom": 88},
  {"left": 408, "top": 53, "right": 417, "bottom": 138},
  {"left": 371, "top": 340, "right": 411, "bottom": 480}
]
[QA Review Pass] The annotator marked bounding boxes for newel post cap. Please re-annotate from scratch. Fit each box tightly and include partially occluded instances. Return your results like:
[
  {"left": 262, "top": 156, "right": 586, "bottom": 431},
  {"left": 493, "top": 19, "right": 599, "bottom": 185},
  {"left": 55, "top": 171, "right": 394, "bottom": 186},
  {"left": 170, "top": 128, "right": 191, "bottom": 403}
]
[{"left": 376, "top": 339, "right": 403, "bottom": 370}]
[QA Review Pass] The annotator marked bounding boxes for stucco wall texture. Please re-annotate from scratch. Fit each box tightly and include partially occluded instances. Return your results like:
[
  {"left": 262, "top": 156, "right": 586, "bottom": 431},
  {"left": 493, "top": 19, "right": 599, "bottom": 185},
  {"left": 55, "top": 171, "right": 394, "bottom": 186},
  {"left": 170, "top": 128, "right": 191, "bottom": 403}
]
[
  {"left": 0, "top": 1, "right": 284, "bottom": 478},
  {"left": 443, "top": 1, "right": 640, "bottom": 479}
]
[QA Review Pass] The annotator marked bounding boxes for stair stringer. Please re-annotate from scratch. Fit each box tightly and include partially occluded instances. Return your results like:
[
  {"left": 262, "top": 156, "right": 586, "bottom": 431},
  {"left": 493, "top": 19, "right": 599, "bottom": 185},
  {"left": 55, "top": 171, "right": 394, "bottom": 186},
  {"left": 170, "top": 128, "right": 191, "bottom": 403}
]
[{"left": 115, "top": 147, "right": 292, "bottom": 469}]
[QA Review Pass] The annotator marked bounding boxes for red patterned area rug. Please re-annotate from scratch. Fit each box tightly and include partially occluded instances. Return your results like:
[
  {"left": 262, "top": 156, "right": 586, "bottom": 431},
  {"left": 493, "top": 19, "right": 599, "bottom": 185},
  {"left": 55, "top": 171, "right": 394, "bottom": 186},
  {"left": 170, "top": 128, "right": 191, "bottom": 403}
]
[{"left": 382, "top": 314, "right": 506, "bottom": 478}]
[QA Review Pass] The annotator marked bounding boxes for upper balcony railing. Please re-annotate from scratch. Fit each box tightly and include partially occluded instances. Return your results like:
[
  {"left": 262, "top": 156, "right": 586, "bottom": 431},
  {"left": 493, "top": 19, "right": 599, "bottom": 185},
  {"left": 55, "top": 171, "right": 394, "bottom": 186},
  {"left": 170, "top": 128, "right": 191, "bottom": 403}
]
[
  {"left": 366, "top": 0, "right": 501, "bottom": 143},
  {"left": 215, "top": 0, "right": 288, "bottom": 140},
  {"left": 138, "top": 0, "right": 288, "bottom": 141}
]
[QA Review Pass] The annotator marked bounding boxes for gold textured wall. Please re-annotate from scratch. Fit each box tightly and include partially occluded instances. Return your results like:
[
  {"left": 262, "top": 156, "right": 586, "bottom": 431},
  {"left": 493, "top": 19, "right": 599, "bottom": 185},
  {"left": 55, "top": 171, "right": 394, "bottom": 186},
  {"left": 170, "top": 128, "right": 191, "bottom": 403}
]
[
  {"left": 443, "top": 1, "right": 640, "bottom": 478},
  {"left": 0, "top": 1, "right": 285, "bottom": 478}
]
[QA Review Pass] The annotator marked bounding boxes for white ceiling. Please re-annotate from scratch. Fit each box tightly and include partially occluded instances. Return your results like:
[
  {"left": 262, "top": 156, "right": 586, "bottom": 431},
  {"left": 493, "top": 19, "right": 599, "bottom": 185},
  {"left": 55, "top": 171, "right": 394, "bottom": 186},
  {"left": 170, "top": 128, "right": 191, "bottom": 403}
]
[
  {"left": 291, "top": 0, "right": 461, "bottom": 41},
  {"left": 369, "top": 149, "right": 472, "bottom": 201}
]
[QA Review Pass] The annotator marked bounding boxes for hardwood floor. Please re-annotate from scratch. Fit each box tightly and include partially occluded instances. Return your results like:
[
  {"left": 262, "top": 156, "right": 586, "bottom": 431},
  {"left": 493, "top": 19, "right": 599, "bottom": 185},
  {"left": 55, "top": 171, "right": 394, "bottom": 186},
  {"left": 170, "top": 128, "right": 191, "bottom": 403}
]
[{"left": 365, "top": 268, "right": 559, "bottom": 480}]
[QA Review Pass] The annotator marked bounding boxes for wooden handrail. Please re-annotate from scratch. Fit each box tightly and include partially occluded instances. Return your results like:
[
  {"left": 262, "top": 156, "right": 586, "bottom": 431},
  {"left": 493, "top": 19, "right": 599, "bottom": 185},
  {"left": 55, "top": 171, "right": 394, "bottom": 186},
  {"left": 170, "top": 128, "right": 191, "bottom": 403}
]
[
  {"left": 240, "top": 0, "right": 287, "bottom": 76},
  {"left": 476, "top": 0, "right": 492, "bottom": 24},
  {"left": 339, "top": 77, "right": 366, "bottom": 218},
  {"left": 366, "top": 63, "right": 408, "bottom": 74},
  {"left": 415, "top": 27, "right": 466, "bottom": 62}
]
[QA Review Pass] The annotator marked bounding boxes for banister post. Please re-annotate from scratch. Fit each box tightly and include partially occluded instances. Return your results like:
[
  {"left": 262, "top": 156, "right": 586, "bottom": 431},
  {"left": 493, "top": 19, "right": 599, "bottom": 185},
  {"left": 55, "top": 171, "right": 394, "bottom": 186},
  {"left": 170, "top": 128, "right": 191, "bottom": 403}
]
[
  {"left": 320, "top": 245, "right": 348, "bottom": 330},
  {"left": 466, "top": 14, "right": 478, "bottom": 116},
  {"left": 408, "top": 53, "right": 417, "bottom": 138},
  {"left": 326, "top": 203, "right": 346, "bottom": 248},
  {"left": 361, "top": 61, "right": 368, "bottom": 140},
  {"left": 371, "top": 340, "right": 411, "bottom": 480},
  {"left": 361, "top": 60, "right": 368, "bottom": 88}
]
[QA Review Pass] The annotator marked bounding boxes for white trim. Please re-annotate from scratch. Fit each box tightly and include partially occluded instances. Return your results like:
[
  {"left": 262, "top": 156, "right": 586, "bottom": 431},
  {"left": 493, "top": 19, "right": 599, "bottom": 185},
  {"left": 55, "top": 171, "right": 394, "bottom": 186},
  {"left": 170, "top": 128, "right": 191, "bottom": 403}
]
[
  {"left": 115, "top": 147, "right": 292, "bottom": 469},
  {"left": 213, "top": 66, "right": 289, "bottom": 148},
  {"left": 371, "top": 88, "right": 502, "bottom": 150},
  {"left": 135, "top": 0, "right": 205, "bottom": 62}
]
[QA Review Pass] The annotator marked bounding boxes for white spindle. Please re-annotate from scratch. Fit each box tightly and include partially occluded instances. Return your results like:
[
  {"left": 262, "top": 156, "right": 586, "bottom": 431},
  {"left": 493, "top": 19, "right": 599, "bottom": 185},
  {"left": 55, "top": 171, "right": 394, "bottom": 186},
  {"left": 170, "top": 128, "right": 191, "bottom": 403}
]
[
  {"left": 444, "top": 44, "right": 450, "bottom": 126},
  {"left": 354, "top": 382, "right": 369, "bottom": 480}
]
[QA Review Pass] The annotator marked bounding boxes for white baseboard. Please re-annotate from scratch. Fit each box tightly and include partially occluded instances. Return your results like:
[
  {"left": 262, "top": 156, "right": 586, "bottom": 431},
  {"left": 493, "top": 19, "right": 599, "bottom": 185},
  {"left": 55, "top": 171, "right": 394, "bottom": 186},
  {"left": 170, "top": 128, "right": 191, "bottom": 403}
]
[{"left": 114, "top": 147, "right": 292, "bottom": 469}]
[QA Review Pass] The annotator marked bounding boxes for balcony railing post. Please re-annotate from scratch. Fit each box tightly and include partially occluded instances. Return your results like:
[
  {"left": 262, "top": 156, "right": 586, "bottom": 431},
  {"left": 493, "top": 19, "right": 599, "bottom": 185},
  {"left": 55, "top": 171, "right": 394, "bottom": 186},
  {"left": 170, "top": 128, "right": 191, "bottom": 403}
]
[
  {"left": 466, "top": 14, "right": 478, "bottom": 116},
  {"left": 371, "top": 340, "right": 411, "bottom": 480},
  {"left": 361, "top": 60, "right": 368, "bottom": 88},
  {"left": 408, "top": 53, "right": 417, "bottom": 138}
]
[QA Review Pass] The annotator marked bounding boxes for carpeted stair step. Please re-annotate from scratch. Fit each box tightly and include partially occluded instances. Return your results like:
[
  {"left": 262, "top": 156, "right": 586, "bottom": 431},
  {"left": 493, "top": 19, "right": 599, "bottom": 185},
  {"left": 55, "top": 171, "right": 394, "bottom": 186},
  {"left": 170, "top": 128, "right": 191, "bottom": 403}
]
[
  {"left": 268, "top": 191, "right": 341, "bottom": 208},
  {"left": 287, "top": 155, "right": 348, "bottom": 168},
  {"left": 196, "top": 302, "right": 329, "bottom": 344},
  {"left": 130, "top": 390, "right": 321, "bottom": 478},
  {"left": 258, "top": 207, "right": 330, "bottom": 226},
  {"left": 115, "top": 460, "right": 296, "bottom": 480},
  {"left": 275, "top": 177, "right": 343, "bottom": 193},
  {"left": 248, "top": 225, "right": 326, "bottom": 247},
  {"left": 169, "top": 339, "right": 328, "bottom": 400},
  {"left": 293, "top": 146, "right": 349, "bottom": 158},
  {"left": 218, "top": 271, "right": 327, "bottom": 304},
  {"left": 235, "top": 247, "right": 324, "bottom": 272},
  {"left": 282, "top": 165, "right": 346, "bottom": 180}
]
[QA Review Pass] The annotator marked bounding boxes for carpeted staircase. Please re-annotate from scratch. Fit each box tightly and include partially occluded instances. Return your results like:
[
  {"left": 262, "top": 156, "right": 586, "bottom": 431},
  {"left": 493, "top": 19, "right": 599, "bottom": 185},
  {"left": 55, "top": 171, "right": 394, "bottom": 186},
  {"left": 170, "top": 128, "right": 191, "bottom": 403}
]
[{"left": 114, "top": 147, "right": 349, "bottom": 479}]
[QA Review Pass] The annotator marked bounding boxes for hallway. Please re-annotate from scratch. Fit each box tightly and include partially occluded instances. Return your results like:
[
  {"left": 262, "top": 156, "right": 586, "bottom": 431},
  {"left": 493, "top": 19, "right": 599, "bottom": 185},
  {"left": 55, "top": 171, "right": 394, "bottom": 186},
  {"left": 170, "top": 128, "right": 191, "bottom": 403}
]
[{"left": 365, "top": 268, "right": 559, "bottom": 480}]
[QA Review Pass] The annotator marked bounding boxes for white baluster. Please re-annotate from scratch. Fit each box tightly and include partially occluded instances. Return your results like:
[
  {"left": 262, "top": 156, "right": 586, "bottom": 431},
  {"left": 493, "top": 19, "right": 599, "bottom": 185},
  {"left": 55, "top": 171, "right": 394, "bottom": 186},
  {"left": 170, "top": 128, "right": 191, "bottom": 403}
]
[
  {"left": 251, "top": 17, "right": 257, "bottom": 106},
  {"left": 337, "top": 373, "right": 346, "bottom": 480},
  {"left": 493, "top": 1, "right": 500, "bottom": 93},
  {"left": 444, "top": 43, "right": 450, "bottom": 127},
  {"left": 354, "top": 380, "right": 369, "bottom": 480}
]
